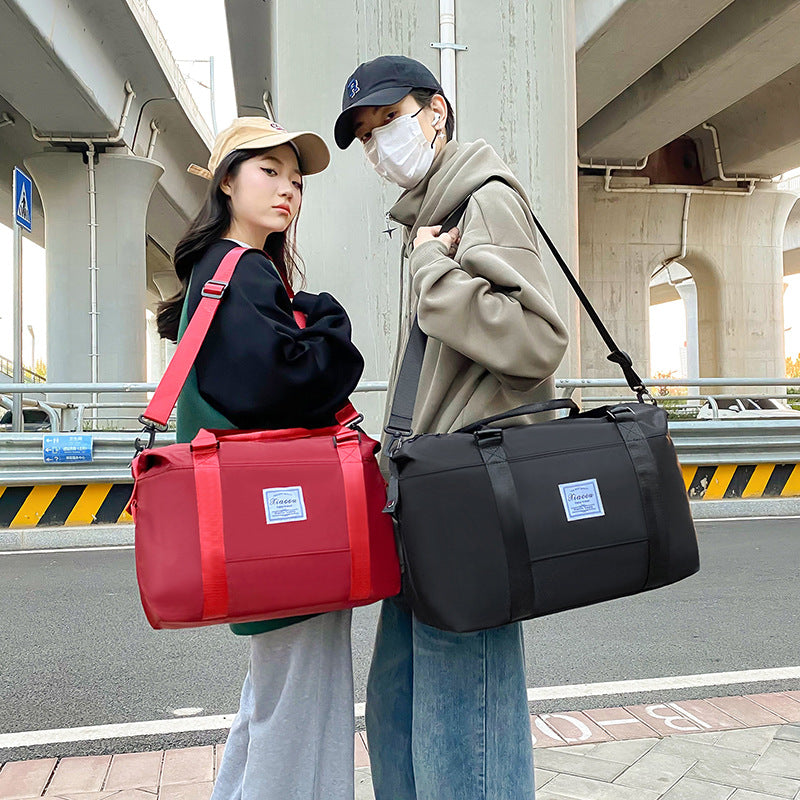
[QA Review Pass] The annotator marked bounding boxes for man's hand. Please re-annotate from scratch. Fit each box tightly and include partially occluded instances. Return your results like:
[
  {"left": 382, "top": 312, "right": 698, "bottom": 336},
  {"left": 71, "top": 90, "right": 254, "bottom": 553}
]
[{"left": 413, "top": 225, "right": 460, "bottom": 256}]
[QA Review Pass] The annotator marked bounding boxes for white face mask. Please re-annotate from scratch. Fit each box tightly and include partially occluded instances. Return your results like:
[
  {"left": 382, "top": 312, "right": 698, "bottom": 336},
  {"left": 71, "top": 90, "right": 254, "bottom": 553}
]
[{"left": 364, "top": 110, "right": 440, "bottom": 189}]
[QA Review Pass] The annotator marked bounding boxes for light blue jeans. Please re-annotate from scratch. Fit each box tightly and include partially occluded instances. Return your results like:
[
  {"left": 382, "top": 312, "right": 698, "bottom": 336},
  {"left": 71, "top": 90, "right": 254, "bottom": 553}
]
[{"left": 365, "top": 596, "right": 535, "bottom": 800}]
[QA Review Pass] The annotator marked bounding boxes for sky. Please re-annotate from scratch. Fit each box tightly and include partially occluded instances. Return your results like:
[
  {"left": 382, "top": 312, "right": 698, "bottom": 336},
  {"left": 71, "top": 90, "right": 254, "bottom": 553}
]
[{"left": 0, "top": 0, "right": 798, "bottom": 378}]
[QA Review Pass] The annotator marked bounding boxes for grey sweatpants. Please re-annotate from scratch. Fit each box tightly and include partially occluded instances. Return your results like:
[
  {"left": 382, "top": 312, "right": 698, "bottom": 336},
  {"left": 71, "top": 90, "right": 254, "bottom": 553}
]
[{"left": 211, "top": 610, "right": 355, "bottom": 800}]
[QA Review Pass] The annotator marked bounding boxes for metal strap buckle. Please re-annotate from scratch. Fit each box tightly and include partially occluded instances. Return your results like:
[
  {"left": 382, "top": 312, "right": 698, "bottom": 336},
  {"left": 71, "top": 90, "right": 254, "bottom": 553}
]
[{"left": 201, "top": 280, "right": 228, "bottom": 299}]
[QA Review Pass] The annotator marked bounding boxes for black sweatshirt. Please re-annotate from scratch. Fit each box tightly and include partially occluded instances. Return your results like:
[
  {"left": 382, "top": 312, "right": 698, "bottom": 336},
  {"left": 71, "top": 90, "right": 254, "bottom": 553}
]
[{"left": 185, "top": 240, "right": 364, "bottom": 431}]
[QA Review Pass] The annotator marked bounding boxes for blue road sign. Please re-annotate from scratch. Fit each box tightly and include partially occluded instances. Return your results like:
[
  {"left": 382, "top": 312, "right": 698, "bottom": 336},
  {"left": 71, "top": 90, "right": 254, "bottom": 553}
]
[
  {"left": 43, "top": 434, "right": 94, "bottom": 464},
  {"left": 13, "top": 167, "right": 32, "bottom": 232}
]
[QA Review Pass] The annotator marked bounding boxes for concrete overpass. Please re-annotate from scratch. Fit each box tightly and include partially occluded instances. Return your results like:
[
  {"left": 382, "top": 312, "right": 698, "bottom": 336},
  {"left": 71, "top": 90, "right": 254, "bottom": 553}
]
[
  {"left": 0, "top": 0, "right": 212, "bottom": 393},
  {"left": 223, "top": 0, "right": 799, "bottom": 403}
]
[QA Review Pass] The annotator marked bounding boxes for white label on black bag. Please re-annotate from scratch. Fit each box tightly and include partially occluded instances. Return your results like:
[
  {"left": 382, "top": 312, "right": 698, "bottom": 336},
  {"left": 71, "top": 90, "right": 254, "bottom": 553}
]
[
  {"left": 559, "top": 478, "right": 605, "bottom": 522},
  {"left": 263, "top": 486, "right": 307, "bottom": 524}
]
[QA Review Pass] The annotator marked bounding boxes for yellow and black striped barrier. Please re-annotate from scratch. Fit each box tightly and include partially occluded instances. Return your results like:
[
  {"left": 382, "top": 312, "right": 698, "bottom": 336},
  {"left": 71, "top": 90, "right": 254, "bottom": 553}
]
[
  {"left": 0, "top": 484, "right": 133, "bottom": 528},
  {"left": 682, "top": 464, "right": 800, "bottom": 499},
  {"left": 1, "top": 464, "right": 798, "bottom": 528}
]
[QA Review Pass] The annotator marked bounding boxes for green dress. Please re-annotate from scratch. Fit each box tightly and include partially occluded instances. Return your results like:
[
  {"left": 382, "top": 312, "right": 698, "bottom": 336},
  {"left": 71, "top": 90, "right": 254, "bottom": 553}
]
[{"left": 175, "top": 286, "right": 314, "bottom": 636}]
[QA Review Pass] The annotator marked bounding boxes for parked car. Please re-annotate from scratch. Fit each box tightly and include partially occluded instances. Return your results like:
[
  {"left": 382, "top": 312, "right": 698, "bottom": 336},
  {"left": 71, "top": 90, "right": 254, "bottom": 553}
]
[
  {"left": 696, "top": 397, "right": 800, "bottom": 420},
  {"left": 0, "top": 408, "right": 51, "bottom": 431}
]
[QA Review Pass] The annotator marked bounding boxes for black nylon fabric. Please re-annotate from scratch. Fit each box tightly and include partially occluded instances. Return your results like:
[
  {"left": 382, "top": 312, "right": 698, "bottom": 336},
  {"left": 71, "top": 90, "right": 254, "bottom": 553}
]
[{"left": 388, "top": 402, "right": 699, "bottom": 633}]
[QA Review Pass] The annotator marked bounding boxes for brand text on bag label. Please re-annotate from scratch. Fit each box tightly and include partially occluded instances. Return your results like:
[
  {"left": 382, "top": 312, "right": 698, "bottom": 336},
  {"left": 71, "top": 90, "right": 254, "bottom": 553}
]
[
  {"left": 558, "top": 478, "right": 605, "bottom": 522},
  {"left": 263, "top": 486, "right": 307, "bottom": 524}
]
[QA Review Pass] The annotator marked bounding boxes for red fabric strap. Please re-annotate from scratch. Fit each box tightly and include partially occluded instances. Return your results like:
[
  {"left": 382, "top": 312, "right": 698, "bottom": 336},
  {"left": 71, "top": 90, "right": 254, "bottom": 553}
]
[
  {"left": 335, "top": 431, "right": 372, "bottom": 601},
  {"left": 143, "top": 247, "right": 250, "bottom": 427},
  {"left": 191, "top": 430, "right": 230, "bottom": 619}
]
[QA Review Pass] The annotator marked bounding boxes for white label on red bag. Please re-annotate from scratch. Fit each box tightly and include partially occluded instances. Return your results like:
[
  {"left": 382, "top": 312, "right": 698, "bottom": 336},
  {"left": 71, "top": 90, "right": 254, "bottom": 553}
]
[
  {"left": 263, "top": 486, "right": 307, "bottom": 524},
  {"left": 558, "top": 478, "right": 605, "bottom": 522}
]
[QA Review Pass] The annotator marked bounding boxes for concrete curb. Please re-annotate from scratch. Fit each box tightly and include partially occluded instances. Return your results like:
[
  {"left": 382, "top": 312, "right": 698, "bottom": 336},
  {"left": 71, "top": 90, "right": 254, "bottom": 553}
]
[
  {"left": 1, "top": 498, "right": 798, "bottom": 551},
  {"left": 0, "top": 523, "right": 134, "bottom": 551}
]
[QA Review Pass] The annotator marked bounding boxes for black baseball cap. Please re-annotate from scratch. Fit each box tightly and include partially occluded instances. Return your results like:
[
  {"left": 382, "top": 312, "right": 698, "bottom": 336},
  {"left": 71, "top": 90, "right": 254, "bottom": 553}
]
[{"left": 334, "top": 55, "right": 443, "bottom": 149}]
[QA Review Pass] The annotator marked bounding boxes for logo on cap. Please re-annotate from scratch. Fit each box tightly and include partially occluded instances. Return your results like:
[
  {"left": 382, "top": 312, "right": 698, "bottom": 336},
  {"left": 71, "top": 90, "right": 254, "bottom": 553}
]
[
  {"left": 347, "top": 79, "right": 360, "bottom": 99},
  {"left": 270, "top": 122, "right": 286, "bottom": 131}
]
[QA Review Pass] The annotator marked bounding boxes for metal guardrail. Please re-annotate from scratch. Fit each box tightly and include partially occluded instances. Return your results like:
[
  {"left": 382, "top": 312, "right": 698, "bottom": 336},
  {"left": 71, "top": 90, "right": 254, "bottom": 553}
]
[
  {"left": 0, "top": 432, "right": 174, "bottom": 486},
  {"left": 669, "top": 420, "right": 800, "bottom": 466},
  {"left": 1, "top": 378, "right": 799, "bottom": 485}
]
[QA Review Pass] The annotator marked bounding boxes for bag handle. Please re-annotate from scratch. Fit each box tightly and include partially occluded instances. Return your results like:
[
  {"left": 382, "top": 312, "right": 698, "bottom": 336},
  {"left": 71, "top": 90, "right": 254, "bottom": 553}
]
[
  {"left": 457, "top": 398, "right": 578, "bottom": 434},
  {"left": 137, "top": 246, "right": 359, "bottom": 447},
  {"left": 385, "top": 179, "right": 650, "bottom": 444}
]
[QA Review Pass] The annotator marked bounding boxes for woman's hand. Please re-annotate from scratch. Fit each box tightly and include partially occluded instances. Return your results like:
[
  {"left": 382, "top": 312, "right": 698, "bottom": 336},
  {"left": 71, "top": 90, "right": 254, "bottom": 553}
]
[{"left": 413, "top": 225, "right": 460, "bottom": 256}]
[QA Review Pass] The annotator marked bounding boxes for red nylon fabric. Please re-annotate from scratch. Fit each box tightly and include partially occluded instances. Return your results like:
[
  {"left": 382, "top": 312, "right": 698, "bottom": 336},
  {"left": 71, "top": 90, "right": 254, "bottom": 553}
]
[
  {"left": 335, "top": 431, "right": 372, "bottom": 600},
  {"left": 191, "top": 434, "right": 230, "bottom": 619},
  {"left": 131, "top": 424, "right": 400, "bottom": 629}
]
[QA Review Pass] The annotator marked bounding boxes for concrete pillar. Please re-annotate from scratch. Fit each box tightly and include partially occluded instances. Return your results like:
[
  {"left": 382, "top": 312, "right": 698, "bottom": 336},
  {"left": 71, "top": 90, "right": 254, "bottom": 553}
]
[
  {"left": 457, "top": 0, "right": 580, "bottom": 378},
  {"left": 674, "top": 278, "right": 699, "bottom": 396},
  {"left": 579, "top": 175, "right": 795, "bottom": 388},
  {"left": 268, "top": 0, "right": 579, "bottom": 431},
  {"left": 24, "top": 151, "right": 163, "bottom": 412}
]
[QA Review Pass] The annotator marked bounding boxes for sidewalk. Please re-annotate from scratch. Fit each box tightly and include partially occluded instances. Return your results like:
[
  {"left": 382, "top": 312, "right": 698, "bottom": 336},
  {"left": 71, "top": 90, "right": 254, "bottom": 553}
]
[{"left": 1, "top": 691, "right": 799, "bottom": 799}]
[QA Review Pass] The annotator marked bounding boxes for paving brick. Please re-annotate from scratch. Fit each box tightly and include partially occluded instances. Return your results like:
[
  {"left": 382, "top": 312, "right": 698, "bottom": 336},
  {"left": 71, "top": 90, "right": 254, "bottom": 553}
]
[
  {"left": 583, "top": 707, "right": 659, "bottom": 740},
  {"left": 355, "top": 767, "right": 375, "bottom": 800},
  {"left": 539, "top": 773, "right": 661, "bottom": 799},
  {"left": 532, "top": 716, "right": 570, "bottom": 748},
  {"left": 669, "top": 699, "right": 746, "bottom": 732},
  {"left": 753, "top": 741, "right": 800, "bottom": 780},
  {"left": 746, "top": 695, "right": 800, "bottom": 724},
  {"left": 707, "top": 697, "right": 787, "bottom": 727},
  {"left": 626, "top": 703, "right": 717, "bottom": 736},
  {"left": 730, "top": 791, "right": 794, "bottom": 800},
  {"left": 0, "top": 758, "right": 57, "bottom": 799},
  {"left": 354, "top": 733, "right": 370, "bottom": 768},
  {"left": 160, "top": 748, "right": 213, "bottom": 786},
  {"left": 532, "top": 749, "right": 627, "bottom": 782},
  {"left": 689, "top": 757, "right": 800, "bottom": 798},
  {"left": 104, "top": 751, "right": 162, "bottom": 791},
  {"left": 213, "top": 745, "right": 224, "bottom": 780},
  {"left": 535, "top": 768, "right": 558, "bottom": 789},
  {"left": 580, "top": 738, "right": 659, "bottom": 766},
  {"left": 660, "top": 777, "right": 735, "bottom": 799},
  {"left": 51, "top": 793, "right": 128, "bottom": 799},
  {"left": 159, "top": 782, "right": 213, "bottom": 800},
  {"left": 45, "top": 756, "right": 111, "bottom": 795},
  {"left": 613, "top": 751, "right": 696, "bottom": 794},
  {"left": 715, "top": 727, "right": 782, "bottom": 755},
  {"left": 535, "top": 712, "right": 613, "bottom": 745},
  {"left": 653, "top": 736, "right": 759, "bottom": 769},
  {"left": 103, "top": 792, "right": 160, "bottom": 800},
  {"left": 774, "top": 725, "right": 800, "bottom": 744}
]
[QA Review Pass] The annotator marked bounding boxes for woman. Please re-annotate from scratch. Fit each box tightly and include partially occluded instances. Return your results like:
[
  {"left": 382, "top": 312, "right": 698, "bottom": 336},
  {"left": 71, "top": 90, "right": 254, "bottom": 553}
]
[
  {"left": 156, "top": 117, "right": 365, "bottom": 800},
  {"left": 334, "top": 56, "right": 569, "bottom": 799}
]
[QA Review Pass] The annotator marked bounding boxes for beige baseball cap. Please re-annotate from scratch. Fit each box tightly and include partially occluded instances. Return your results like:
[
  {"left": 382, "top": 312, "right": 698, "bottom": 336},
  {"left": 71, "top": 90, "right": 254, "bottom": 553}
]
[{"left": 188, "top": 117, "right": 330, "bottom": 180}]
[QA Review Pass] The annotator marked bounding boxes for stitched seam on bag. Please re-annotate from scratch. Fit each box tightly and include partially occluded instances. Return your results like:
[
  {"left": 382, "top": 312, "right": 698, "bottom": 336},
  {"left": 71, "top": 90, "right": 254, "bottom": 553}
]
[
  {"left": 225, "top": 547, "right": 352, "bottom": 564},
  {"left": 529, "top": 537, "right": 649, "bottom": 564}
]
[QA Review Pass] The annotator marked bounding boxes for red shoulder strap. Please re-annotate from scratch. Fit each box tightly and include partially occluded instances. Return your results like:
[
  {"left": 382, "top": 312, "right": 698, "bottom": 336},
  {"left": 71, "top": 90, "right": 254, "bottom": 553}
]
[{"left": 142, "top": 246, "right": 361, "bottom": 429}]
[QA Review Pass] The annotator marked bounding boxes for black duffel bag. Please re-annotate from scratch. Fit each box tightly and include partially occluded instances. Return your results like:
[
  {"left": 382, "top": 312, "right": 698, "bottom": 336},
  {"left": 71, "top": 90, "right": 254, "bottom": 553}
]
[{"left": 383, "top": 186, "right": 700, "bottom": 633}]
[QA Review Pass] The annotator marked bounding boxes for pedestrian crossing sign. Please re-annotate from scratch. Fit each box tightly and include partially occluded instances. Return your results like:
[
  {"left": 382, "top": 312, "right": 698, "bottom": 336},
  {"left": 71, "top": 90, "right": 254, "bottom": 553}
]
[{"left": 13, "top": 166, "right": 32, "bottom": 232}]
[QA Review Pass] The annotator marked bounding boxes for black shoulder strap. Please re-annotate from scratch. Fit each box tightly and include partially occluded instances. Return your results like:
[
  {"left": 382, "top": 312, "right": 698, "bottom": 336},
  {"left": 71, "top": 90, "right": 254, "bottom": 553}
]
[{"left": 385, "top": 178, "right": 648, "bottom": 440}]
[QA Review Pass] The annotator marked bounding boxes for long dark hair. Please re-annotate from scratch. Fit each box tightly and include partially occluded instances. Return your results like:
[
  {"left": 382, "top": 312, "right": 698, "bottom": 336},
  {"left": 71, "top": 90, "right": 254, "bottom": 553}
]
[{"left": 156, "top": 147, "right": 305, "bottom": 342}]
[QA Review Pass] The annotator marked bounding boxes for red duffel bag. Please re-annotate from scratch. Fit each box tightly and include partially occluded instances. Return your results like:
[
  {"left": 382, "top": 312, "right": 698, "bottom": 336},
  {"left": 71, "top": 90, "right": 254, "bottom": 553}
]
[{"left": 128, "top": 247, "right": 400, "bottom": 629}]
